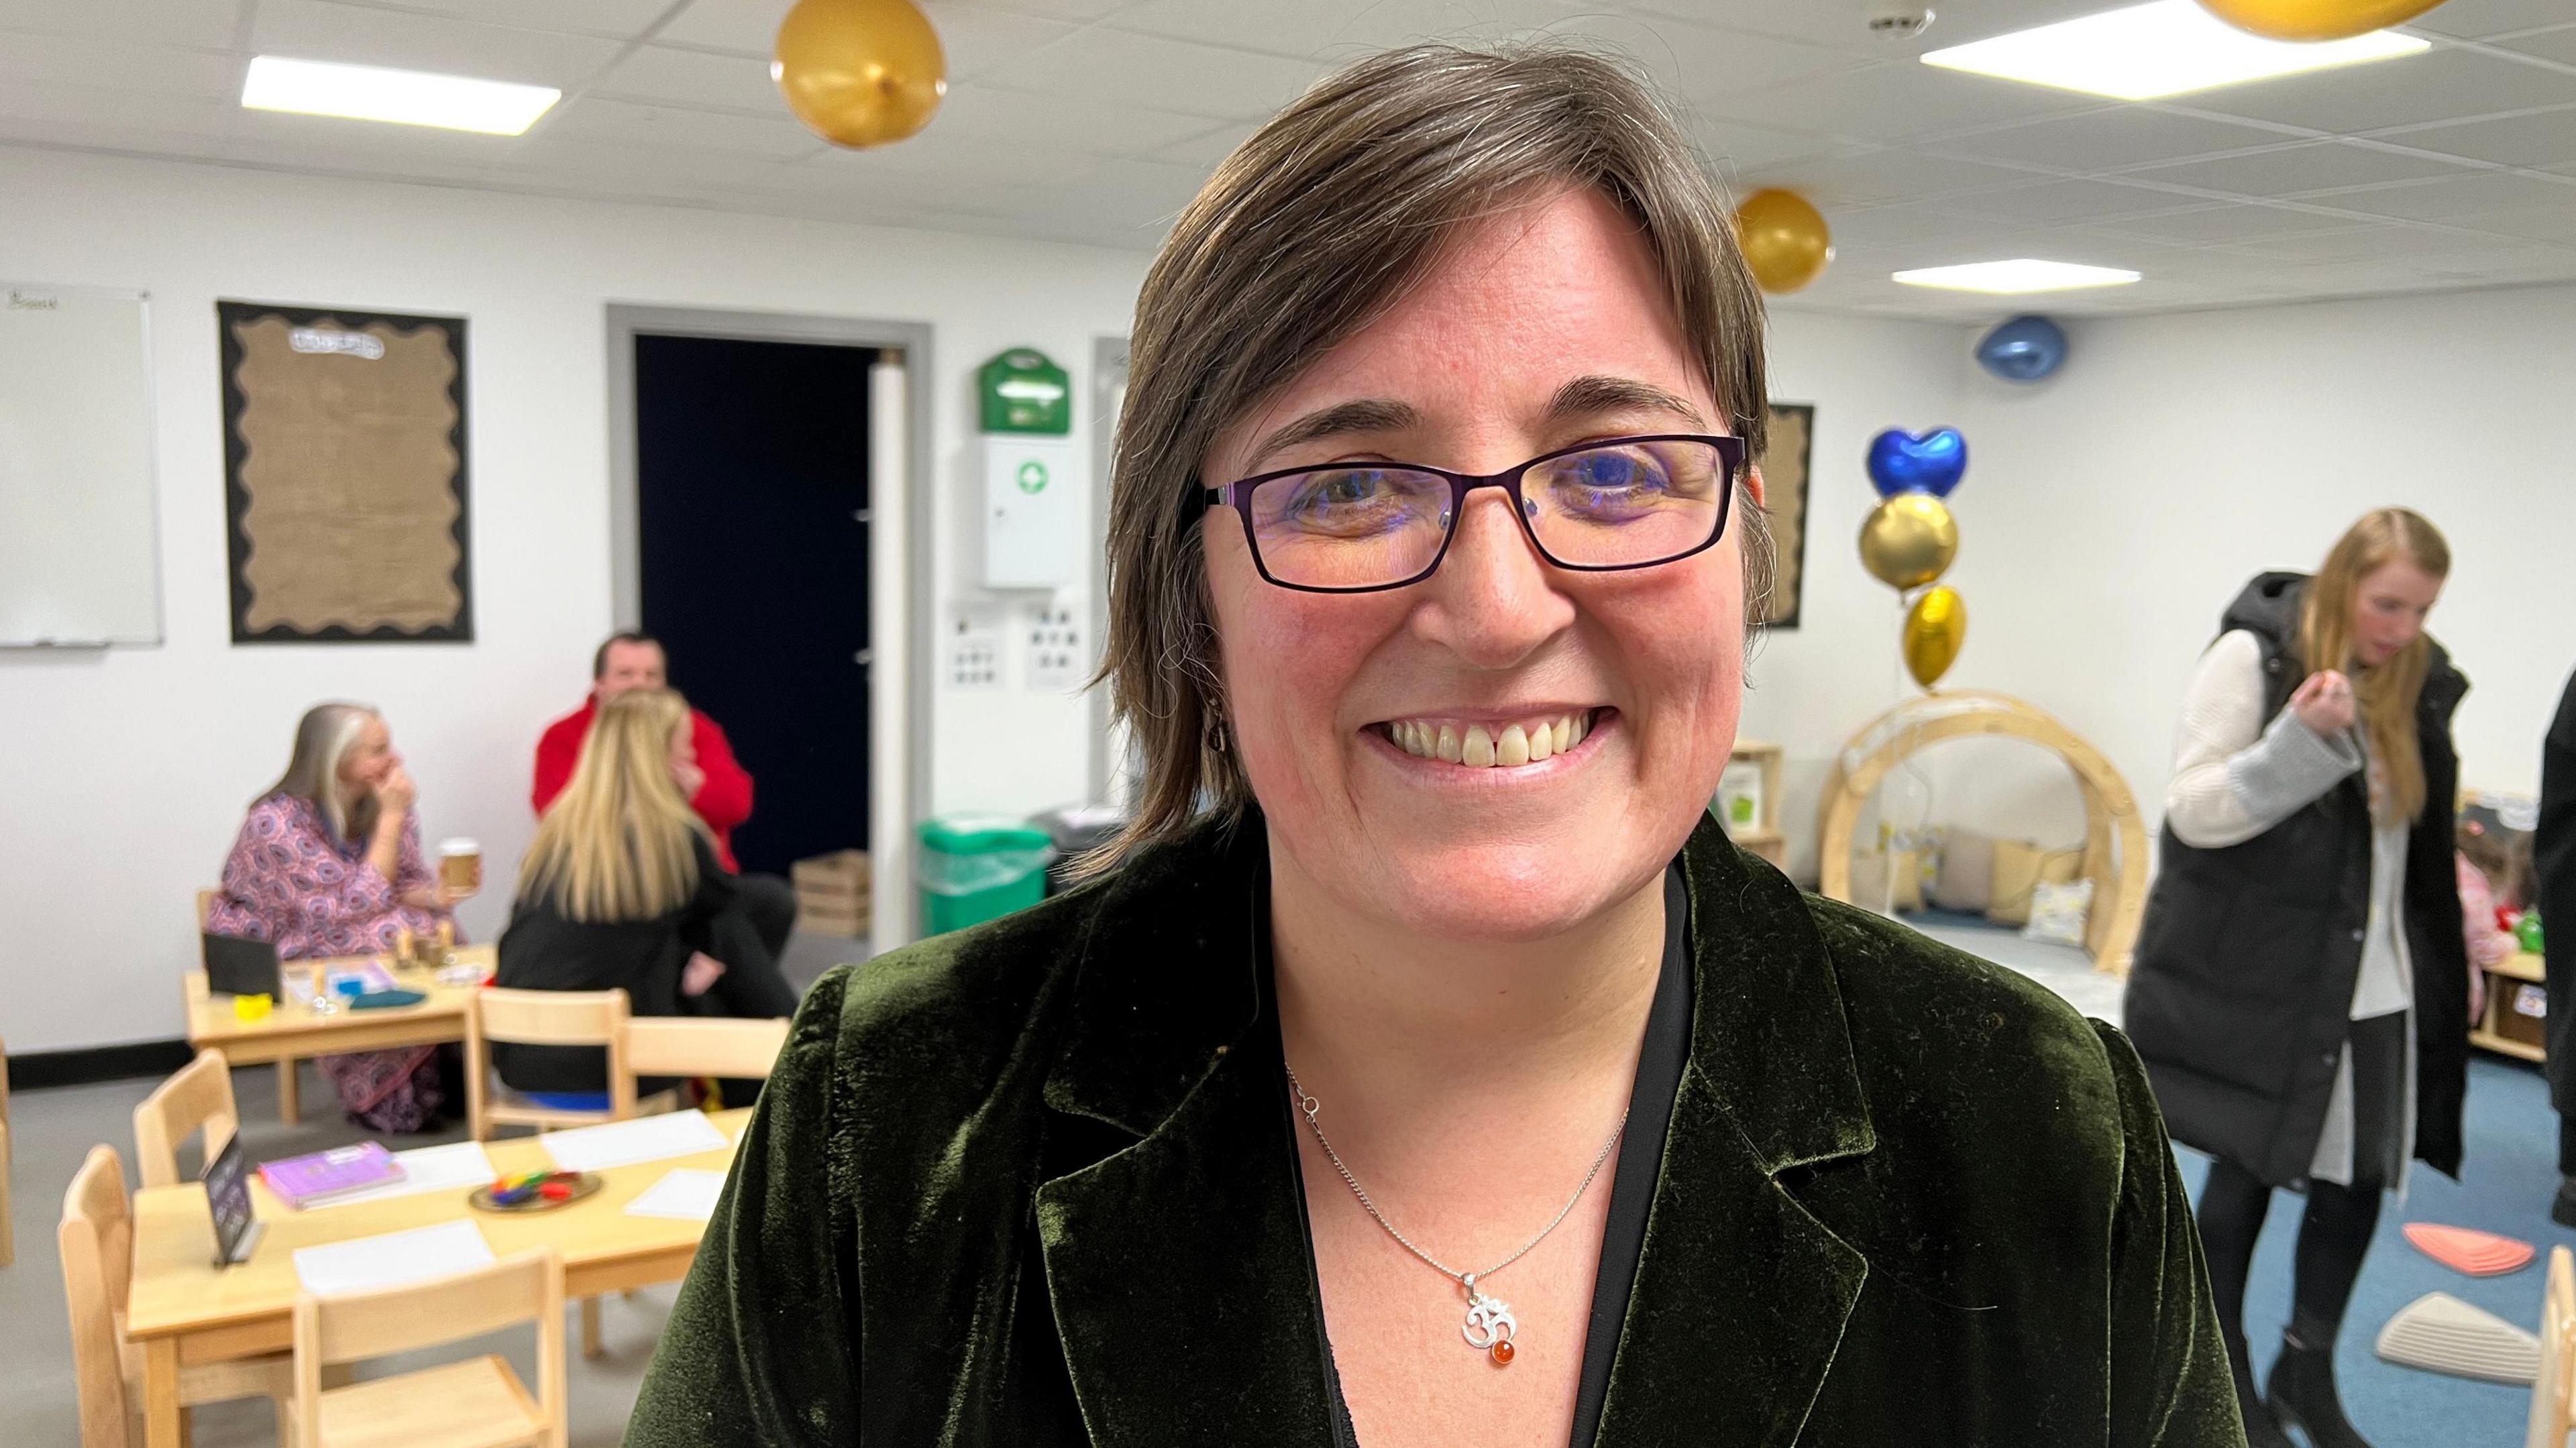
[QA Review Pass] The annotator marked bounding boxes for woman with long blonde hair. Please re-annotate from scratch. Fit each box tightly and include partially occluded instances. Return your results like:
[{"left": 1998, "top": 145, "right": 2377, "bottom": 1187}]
[
  {"left": 496, "top": 688, "right": 798, "bottom": 1099},
  {"left": 2127, "top": 507, "right": 2468, "bottom": 1448}
]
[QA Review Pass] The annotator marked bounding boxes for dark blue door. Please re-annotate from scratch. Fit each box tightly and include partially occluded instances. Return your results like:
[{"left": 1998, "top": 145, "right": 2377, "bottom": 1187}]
[{"left": 635, "top": 334, "right": 872, "bottom": 875}]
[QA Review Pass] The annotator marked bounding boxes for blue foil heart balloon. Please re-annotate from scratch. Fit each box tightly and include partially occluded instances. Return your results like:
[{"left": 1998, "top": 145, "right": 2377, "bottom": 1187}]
[
  {"left": 1866, "top": 427, "right": 1967, "bottom": 498},
  {"left": 1976, "top": 315, "right": 2068, "bottom": 383}
]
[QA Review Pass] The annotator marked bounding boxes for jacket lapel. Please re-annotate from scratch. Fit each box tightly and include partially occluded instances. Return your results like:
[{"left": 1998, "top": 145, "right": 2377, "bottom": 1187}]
[
  {"left": 1034, "top": 816, "right": 1341, "bottom": 1445},
  {"left": 1595, "top": 818, "right": 1877, "bottom": 1447}
]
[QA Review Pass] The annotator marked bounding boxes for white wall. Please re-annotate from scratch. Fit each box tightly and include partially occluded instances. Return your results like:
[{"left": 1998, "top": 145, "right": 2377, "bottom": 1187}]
[
  {"left": 0, "top": 148, "right": 1142, "bottom": 1053},
  {"left": 1760, "top": 284, "right": 2576, "bottom": 887}
]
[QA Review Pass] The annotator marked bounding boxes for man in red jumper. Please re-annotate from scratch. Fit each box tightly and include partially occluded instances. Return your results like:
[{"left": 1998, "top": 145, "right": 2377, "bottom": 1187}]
[{"left": 533, "top": 632, "right": 798, "bottom": 954}]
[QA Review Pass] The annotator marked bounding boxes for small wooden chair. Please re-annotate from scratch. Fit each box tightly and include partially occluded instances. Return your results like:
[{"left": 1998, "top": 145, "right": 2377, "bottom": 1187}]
[
  {"left": 2530, "top": 1245, "right": 2576, "bottom": 1448},
  {"left": 290, "top": 1247, "right": 568, "bottom": 1448},
  {"left": 468, "top": 988, "right": 673, "bottom": 1358},
  {"left": 466, "top": 988, "right": 671, "bottom": 1141},
  {"left": 132, "top": 1048, "right": 239, "bottom": 1189},
  {"left": 621, "top": 1015, "right": 792, "bottom": 1094},
  {"left": 62, "top": 1145, "right": 292, "bottom": 1447}
]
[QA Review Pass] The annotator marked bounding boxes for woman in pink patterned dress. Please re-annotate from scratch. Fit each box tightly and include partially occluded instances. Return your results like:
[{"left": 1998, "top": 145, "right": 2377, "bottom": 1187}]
[{"left": 209, "top": 702, "right": 463, "bottom": 1131}]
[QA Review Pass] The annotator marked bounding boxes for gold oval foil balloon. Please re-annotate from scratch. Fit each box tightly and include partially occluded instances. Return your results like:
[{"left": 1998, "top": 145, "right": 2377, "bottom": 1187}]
[
  {"left": 1734, "top": 188, "right": 1833, "bottom": 294},
  {"left": 775, "top": 0, "right": 947, "bottom": 149},
  {"left": 1903, "top": 586, "right": 1968, "bottom": 691},
  {"left": 1858, "top": 494, "right": 1958, "bottom": 592},
  {"left": 2196, "top": 0, "right": 2443, "bottom": 42}
]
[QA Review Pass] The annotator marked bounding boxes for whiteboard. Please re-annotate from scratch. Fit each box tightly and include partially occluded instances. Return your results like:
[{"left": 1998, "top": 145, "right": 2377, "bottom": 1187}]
[{"left": 0, "top": 282, "right": 162, "bottom": 645}]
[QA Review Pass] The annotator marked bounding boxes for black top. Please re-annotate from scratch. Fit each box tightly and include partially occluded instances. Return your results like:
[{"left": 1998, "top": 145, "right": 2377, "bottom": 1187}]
[
  {"left": 492, "top": 831, "right": 782, "bottom": 1093},
  {"left": 1299, "top": 865, "right": 1694, "bottom": 1448}
]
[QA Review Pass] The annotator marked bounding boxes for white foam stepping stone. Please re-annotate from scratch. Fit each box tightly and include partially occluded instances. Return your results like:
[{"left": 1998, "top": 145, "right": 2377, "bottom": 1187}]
[{"left": 2375, "top": 1292, "right": 2540, "bottom": 1385}]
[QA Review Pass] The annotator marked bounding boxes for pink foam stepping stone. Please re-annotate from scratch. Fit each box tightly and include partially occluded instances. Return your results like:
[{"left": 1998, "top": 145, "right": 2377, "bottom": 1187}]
[{"left": 2404, "top": 1223, "right": 2535, "bottom": 1277}]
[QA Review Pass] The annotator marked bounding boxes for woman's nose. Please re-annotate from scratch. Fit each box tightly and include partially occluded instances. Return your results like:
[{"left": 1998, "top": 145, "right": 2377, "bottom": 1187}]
[{"left": 1413, "top": 491, "right": 1575, "bottom": 667}]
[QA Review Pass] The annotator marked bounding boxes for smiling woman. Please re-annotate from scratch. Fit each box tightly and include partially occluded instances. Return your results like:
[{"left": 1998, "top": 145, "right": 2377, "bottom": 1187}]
[{"left": 628, "top": 44, "right": 2241, "bottom": 1448}]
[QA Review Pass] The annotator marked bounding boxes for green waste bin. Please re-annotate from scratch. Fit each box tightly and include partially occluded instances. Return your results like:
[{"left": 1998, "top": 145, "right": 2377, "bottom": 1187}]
[{"left": 916, "top": 816, "right": 1055, "bottom": 935}]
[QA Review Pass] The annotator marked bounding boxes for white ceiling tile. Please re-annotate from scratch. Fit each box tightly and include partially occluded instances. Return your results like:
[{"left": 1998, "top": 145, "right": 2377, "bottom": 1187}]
[
  {"left": 543, "top": 95, "right": 826, "bottom": 157},
  {"left": 2295, "top": 170, "right": 2576, "bottom": 220},
  {"left": 940, "top": 0, "right": 1140, "bottom": 20},
  {"left": 2176, "top": 48, "right": 2576, "bottom": 135},
  {"left": 921, "top": 6, "right": 1083, "bottom": 80},
  {"left": 653, "top": 0, "right": 788, "bottom": 54},
  {"left": 1697, "top": 60, "right": 2097, "bottom": 143},
  {"left": 1538, "top": 13, "right": 1883, "bottom": 101},
  {"left": 2400, "top": 239, "right": 2576, "bottom": 276},
  {"left": 2451, "top": 203, "right": 2576, "bottom": 243},
  {"left": 2400, "top": 1, "right": 2576, "bottom": 39},
  {"left": 0, "top": 81, "right": 237, "bottom": 155},
  {"left": 1690, "top": 119, "right": 1862, "bottom": 178},
  {"left": 484, "top": 132, "right": 808, "bottom": 191},
  {"left": 1105, "top": 0, "right": 1603, "bottom": 59},
  {"left": 932, "top": 83, "right": 1215, "bottom": 158},
  {"left": 975, "top": 29, "right": 1323, "bottom": 121},
  {"left": 1927, "top": 177, "right": 2205, "bottom": 223},
  {"left": 2369, "top": 104, "right": 2576, "bottom": 166},
  {"left": 323, "top": 0, "right": 675, "bottom": 36},
  {"left": 0, "top": 0, "right": 244, "bottom": 49},
  {"left": 2206, "top": 223, "right": 2498, "bottom": 264},
  {"left": 1928, "top": 106, "right": 2299, "bottom": 172},
  {"left": 789, "top": 125, "right": 1106, "bottom": 190},
  {"left": 1627, "top": 0, "right": 2104, "bottom": 54},
  {"left": 0, "top": 30, "right": 246, "bottom": 100},
  {"left": 2491, "top": 25, "right": 2576, "bottom": 65},
  {"left": 2123, "top": 140, "right": 2483, "bottom": 197},
  {"left": 250, "top": 0, "right": 627, "bottom": 89},
  {"left": 2080, "top": 202, "right": 2367, "bottom": 243},
  {"left": 1148, "top": 120, "right": 1256, "bottom": 167},
  {"left": 1738, "top": 148, "right": 2048, "bottom": 207},
  {"left": 1815, "top": 203, "right": 2023, "bottom": 248},
  {"left": 594, "top": 44, "right": 778, "bottom": 112},
  {"left": 223, "top": 109, "right": 517, "bottom": 170}
]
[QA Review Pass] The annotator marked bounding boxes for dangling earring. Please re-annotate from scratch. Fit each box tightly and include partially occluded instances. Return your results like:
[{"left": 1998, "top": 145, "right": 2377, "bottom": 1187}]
[{"left": 1203, "top": 702, "right": 1229, "bottom": 756}]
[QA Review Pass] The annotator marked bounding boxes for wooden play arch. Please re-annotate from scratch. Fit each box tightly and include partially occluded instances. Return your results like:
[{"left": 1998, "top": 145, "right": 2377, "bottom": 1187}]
[{"left": 1817, "top": 691, "right": 2148, "bottom": 976}]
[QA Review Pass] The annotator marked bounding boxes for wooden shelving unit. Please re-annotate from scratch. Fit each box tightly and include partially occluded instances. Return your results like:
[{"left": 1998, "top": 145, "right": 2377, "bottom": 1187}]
[
  {"left": 2471, "top": 951, "right": 2548, "bottom": 1064},
  {"left": 1719, "top": 738, "right": 1786, "bottom": 869}
]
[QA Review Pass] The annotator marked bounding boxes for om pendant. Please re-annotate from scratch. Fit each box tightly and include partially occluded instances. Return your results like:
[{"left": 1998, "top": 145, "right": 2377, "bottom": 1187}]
[{"left": 1460, "top": 1274, "right": 1518, "bottom": 1366}]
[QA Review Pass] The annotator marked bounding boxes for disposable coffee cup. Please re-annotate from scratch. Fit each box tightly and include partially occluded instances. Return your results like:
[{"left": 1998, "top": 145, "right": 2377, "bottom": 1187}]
[{"left": 439, "top": 838, "right": 482, "bottom": 896}]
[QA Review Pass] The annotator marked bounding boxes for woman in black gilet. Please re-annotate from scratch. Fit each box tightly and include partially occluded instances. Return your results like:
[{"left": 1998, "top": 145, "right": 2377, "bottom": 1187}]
[{"left": 2126, "top": 508, "right": 2469, "bottom": 1448}]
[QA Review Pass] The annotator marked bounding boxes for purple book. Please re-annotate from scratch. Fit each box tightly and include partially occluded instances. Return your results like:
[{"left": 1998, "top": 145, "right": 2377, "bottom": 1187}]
[{"left": 258, "top": 1142, "right": 404, "bottom": 1208}]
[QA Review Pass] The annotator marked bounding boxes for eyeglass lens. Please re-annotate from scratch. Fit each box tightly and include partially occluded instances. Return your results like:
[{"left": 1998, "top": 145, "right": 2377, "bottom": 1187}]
[{"left": 1243, "top": 437, "right": 1729, "bottom": 590}]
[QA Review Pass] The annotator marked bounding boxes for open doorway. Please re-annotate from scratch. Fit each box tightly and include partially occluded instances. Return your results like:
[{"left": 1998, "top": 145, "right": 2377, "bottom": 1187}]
[
  {"left": 635, "top": 334, "right": 871, "bottom": 875},
  {"left": 607, "top": 306, "right": 928, "bottom": 951}
]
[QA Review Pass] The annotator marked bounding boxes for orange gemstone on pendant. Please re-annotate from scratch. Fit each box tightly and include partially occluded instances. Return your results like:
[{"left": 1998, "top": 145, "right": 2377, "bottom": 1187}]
[{"left": 1490, "top": 1340, "right": 1515, "bottom": 1366}]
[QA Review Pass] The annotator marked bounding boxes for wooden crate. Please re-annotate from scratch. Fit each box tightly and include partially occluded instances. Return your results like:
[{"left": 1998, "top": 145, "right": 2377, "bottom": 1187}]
[
  {"left": 792, "top": 850, "right": 872, "bottom": 938},
  {"left": 2470, "top": 951, "right": 2548, "bottom": 1062}
]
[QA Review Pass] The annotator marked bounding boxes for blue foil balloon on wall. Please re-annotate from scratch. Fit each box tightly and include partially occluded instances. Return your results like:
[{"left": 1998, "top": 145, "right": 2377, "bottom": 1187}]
[
  {"left": 1976, "top": 315, "right": 2068, "bottom": 383},
  {"left": 1866, "top": 427, "right": 1967, "bottom": 498}
]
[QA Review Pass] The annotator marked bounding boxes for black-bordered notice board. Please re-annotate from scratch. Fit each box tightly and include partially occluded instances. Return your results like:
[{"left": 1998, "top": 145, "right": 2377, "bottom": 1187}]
[{"left": 218, "top": 300, "right": 472, "bottom": 643}]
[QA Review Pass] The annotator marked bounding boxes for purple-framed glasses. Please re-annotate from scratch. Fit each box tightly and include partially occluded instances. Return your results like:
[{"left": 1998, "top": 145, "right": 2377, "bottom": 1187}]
[{"left": 1201, "top": 433, "right": 1745, "bottom": 594}]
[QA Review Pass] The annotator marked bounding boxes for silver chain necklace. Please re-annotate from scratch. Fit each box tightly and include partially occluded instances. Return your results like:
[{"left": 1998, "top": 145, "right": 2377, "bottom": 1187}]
[{"left": 1285, "top": 1063, "right": 1627, "bottom": 1367}]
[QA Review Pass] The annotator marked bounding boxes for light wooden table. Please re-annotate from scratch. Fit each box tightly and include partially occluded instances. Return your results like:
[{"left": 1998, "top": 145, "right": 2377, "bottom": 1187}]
[
  {"left": 184, "top": 946, "right": 494, "bottom": 1124},
  {"left": 125, "top": 1107, "right": 747, "bottom": 1448}
]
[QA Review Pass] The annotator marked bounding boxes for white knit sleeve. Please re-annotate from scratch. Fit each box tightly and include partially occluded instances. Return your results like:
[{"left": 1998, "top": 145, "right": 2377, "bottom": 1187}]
[{"left": 2163, "top": 630, "right": 2361, "bottom": 848}]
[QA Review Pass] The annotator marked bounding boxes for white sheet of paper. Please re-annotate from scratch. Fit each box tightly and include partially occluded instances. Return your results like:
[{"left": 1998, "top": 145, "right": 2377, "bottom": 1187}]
[
  {"left": 624, "top": 1168, "right": 727, "bottom": 1222},
  {"left": 539, "top": 1109, "right": 730, "bottom": 1173},
  {"left": 312, "top": 1141, "right": 496, "bottom": 1209},
  {"left": 292, "top": 1219, "right": 494, "bottom": 1297}
]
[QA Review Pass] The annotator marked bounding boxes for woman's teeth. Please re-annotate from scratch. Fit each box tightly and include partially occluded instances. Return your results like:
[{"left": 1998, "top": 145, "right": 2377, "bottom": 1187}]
[{"left": 1387, "top": 712, "right": 1591, "bottom": 769}]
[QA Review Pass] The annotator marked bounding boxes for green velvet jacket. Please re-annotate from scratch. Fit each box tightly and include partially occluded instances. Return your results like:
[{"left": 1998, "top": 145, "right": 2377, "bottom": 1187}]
[{"left": 627, "top": 812, "right": 2244, "bottom": 1447}]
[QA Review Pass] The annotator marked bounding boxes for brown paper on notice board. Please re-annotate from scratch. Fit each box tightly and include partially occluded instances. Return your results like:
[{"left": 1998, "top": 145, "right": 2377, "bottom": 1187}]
[
  {"left": 1758, "top": 402, "right": 1813, "bottom": 629},
  {"left": 227, "top": 311, "right": 465, "bottom": 636}
]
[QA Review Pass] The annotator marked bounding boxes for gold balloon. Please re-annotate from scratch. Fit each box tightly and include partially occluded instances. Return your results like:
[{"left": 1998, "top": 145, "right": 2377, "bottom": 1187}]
[
  {"left": 2195, "top": 0, "right": 2445, "bottom": 41},
  {"left": 1858, "top": 494, "right": 1958, "bottom": 592},
  {"left": 775, "top": 0, "right": 947, "bottom": 149},
  {"left": 1735, "top": 188, "right": 1833, "bottom": 294},
  {"left": 1903, "top": 586, "right": 1968, "bottom": 691}
]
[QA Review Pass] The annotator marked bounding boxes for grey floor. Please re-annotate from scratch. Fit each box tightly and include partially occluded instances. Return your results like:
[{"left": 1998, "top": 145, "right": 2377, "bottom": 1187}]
[{"left": 1, "top": 930, "right": 865, "bottom": 1448}]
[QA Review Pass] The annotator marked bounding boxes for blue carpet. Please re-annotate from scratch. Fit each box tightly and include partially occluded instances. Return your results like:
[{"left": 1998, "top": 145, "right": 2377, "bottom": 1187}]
[{"left": 2176, "top": 1055, "right": 2566, "bottom": 1445}]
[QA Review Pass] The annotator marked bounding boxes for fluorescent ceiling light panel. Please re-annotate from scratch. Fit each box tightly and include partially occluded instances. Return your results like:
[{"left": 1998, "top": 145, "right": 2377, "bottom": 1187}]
[
  {"left": 1892, "top": 260, "right": 2141, "bottom": 293},
  {"left": 242, "top": 56, "right": 561, "bottom": 135},
  {"left": 1919, "top": 1, "right": 2429, "bottom": 101}
]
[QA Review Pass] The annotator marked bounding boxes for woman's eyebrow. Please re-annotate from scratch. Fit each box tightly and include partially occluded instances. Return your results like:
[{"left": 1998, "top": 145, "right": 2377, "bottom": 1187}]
[
  {"left": 1244, "top": 398, "right": 1419, "bottom": 471},
  {"left": 1544, "top": 375, "right": 1708, "bottom": 430}
]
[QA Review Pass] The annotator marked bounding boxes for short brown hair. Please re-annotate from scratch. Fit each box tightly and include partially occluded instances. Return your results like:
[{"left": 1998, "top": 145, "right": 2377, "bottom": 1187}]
[
  {"left": 1097, "top": 43, "right": 1774, "bottom": 867},
  {"left": 593, "top": 630, "right": 662, "bottom": 680}
]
